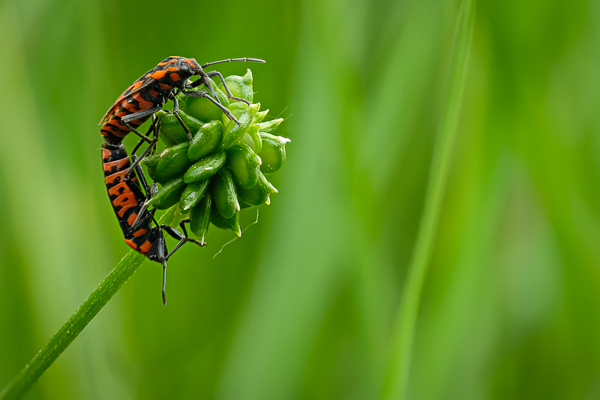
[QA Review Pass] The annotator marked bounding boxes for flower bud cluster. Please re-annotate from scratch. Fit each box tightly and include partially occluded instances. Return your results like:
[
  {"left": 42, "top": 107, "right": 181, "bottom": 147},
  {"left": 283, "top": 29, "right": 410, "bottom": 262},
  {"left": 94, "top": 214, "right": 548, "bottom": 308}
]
[{"left": 141, "top": 70, "right": 289, "bottom": 244}]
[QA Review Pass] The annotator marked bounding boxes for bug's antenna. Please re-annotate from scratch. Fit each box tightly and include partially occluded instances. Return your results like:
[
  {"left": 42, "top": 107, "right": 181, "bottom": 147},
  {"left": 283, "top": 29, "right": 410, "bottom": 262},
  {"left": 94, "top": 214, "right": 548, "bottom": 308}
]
[{"left": 201, "top": 57, "right": 266, "bottom": 69}]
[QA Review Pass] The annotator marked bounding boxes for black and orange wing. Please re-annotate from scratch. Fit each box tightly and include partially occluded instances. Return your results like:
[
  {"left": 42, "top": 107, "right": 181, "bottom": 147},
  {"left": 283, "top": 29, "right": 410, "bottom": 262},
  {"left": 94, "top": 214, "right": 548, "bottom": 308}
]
[{"left": 99, "top": 73, "right": 156, "bottom": 125}]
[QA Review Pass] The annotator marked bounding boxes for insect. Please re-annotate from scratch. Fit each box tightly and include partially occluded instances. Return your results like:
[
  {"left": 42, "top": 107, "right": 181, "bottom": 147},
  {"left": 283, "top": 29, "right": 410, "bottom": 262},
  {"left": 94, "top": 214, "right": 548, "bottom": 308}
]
[
  {"left": 100, "top": 56, "right": 265, "bottom": 304},
  {"left": 102, "top": 126, "right": 201, "bottom": 305},
  {"left": 100, "top": 56, "right": 265, "bottom": 170}
]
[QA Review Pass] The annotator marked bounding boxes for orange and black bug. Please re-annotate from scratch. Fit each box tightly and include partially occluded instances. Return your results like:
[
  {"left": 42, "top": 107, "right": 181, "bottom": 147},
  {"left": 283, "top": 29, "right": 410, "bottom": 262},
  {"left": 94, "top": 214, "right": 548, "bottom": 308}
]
[
  {"left": 100, "top": 55, "right": 265, "bottom": 172},
  {"left": 102, "top": 124, "right": 202, "bottom": 305},
  {"left": 100, "top": 55, "right": 265, "bottom": 304}
]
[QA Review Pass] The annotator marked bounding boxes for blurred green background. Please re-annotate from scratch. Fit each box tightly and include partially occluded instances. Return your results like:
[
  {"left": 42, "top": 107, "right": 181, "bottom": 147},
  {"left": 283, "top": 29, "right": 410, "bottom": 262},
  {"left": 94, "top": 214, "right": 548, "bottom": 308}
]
[{"left": 1, "top": 0, "right": 599, "bottom": 398}]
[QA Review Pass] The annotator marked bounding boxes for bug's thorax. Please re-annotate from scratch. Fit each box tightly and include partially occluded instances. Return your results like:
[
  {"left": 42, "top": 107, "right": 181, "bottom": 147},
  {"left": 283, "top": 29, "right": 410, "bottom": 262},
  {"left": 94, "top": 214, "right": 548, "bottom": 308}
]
[{"left": 150, "top": 56, "right": 201, "bottom": 90}]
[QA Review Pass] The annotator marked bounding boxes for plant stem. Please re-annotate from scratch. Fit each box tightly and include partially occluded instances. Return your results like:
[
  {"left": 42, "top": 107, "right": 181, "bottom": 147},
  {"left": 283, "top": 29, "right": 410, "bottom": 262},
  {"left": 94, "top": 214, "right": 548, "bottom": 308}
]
[
  {"left": 382, "top": 0, "right": 476, "bottom": 398},
  {"left": 0, "top": 208, "right": 177, "bottom": 400}
]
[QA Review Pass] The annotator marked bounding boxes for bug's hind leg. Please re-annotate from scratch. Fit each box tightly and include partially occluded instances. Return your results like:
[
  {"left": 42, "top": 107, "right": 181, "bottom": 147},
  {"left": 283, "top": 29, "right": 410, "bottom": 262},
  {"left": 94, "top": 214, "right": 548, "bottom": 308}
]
[
  {"left": 155, "top": 222, "right": 204, "bottom": 306},
  {"left": 160, "top": 223, "right": 205, "bottom": 256}
]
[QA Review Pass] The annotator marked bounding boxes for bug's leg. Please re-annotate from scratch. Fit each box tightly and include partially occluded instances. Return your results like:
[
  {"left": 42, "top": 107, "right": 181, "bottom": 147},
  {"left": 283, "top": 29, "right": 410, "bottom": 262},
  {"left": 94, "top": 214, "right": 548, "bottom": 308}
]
[
  {"left": 125, "top": 115, "right": 161, "bottom": 179},
  {"left": 130, "top": 206, "right": 156, "bottom": 232},
  {"left": 170, "top": 95, "right": 193, "bottom": 142},
  {"left": 201, "top": 71, "right": 219, "bottom": 101},
  {"left": 130, "top": 114, "right": 159, "bottom": 155},
  {"left": 206, "top": 70, "right": 250, "bottom": 105},
  {"left": 153, "top": 228, "right": 169, "bottom": 306},
  {"left": 150, "top": 114, "right": 163, "bottom": 156},
  {"left": 156, "top": 223, "right": 204, "bottom": 305},
  {"left": 188, "top": 74, "right": 218, "bottom": 103},
  {"left": 121, "top": 106, "right": 163, "bottom": 143},
  {"left": 181, "top": 90, "right": 241, "bottom": 124},
  {"left": 159, "top": 225, "right": 205, "bottom": 256},
  {"left": 154, "top": 214, "right": 207, "bottom": 305},
  {"left": 129, "top": 155, "right": 152, "bottom": 197},
  {"left": 124, "top": 136, "right": 158, "bottom": 178},
  {"left": 130, "top": 180, "right": 158, "bottom": 230},
  {"left": 188, "top": 73, "right": 218, "bottom": 101},
  {"left": 161, "top": 259, "right": 168, "bottom": 306},
  {"left": 130, "top": 192, "right": 157, "bottom": 232},
  {"left": 192, "top": 57, "right": 265, "bottom": 102}
]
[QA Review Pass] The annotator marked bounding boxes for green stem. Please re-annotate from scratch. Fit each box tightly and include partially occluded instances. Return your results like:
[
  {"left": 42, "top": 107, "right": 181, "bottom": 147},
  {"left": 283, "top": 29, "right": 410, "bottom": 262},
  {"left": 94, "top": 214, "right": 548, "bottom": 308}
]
[
  {"left": 382, "top": 0, "right": 476, "bottom": 398},
  {"left": 0, "top": 208, "right": 178, "bottom": 400}
]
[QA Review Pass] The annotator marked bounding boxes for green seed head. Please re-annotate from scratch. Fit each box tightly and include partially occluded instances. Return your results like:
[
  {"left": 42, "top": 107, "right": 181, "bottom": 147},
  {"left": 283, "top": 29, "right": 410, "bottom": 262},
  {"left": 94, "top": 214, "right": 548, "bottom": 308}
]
[{"left": 147, "top": 69, "right": 288, "bottom": 244}]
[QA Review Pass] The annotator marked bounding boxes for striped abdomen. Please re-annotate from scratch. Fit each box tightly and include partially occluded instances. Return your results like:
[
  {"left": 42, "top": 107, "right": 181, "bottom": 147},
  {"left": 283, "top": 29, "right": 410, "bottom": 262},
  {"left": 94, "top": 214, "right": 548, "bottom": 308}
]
[
  {"left": 102, "top": 142, "right": 159, "bottom": 256},
  {"left": 99, "top": 92, "right": 158, "bottom": 141}
]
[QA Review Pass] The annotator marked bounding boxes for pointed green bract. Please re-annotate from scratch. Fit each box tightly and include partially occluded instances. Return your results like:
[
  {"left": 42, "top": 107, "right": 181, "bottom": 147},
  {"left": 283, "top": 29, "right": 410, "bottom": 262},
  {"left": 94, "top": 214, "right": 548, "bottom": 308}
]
[
  {"left": 212, "top": 168, "right": 240, "bottom": 219},
  {"left": 257, "top": 118, "right": 283, "bottom": 133},
  {"left": 236, "top": 170, "right": 277, "bottom": 206},
  {"left": 190, "top": 192, "right": 212, "bottom": 244},
  {"left": 210, "top": 204, "right": 241, "bottom": 236},
  {"left": 259, "top": 133, "right": 289, "bottom": 174},
  {"left": 252, "top": 109, "right": 268, "bottom": 124},
  {"left": 226, "top": 143, "right": 262, "bottom": 190},
  {"left": 222, "top": 106, "right": 256, "bottom": 149},
  {"left": 179, "top": 179, "right": 210, "bottom": 213},
  {"left": 239, "top": 124, "right": 262, "bottom": 153}
]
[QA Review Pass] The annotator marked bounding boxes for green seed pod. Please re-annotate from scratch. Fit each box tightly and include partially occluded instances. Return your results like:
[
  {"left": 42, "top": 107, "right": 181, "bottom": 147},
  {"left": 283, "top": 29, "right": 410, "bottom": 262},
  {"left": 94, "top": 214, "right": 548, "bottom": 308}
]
[
  {"left": 142, "top": 154, "right": 171, "bottom": 184},
  {"left": 179, "top": 77, "right": 229, "bottom": 123},
  {"left": 210, "top": 204, "right": 241, "bottom": 236},
  {"left": 252, "top": 109, "right": 269, "bottom": 124},
  {"left": 184, "top": 151, "right": 226, "bottom": 183},
  {"left": 179, "top": 179, "right": 210, "bottom": 213},
  {"left": 226, "top": 143, "right": 262, "bottom": 190},
  {"left": 156, "top": 142, "right": 192, "bottom": 180},
  {"left": 258, "top": 118, "right": 284, "bottom": 133},
  {"left": 222, "top": 103, "right": 259, "bottom": 149},
  {"left": 218, "top": 69, "right": 253, "bottom": 103},
  {"left": 154, "top": 110, "right": 176, "bottom": 146},
  {"left": 160, "top": 132, "right": 177, "bottom": 147},
  {"left": 212, "top": 168, "right": 240, "bottom": 219},
  {"left": 188, "top": 120, "right": 224, "bottom": 162},
  {"left": 190, "top": 193, "right": 212, "bottom": 244},
  {"left": 160, "top": 112, "right": 202, "bottom": 144},
  {"left": 146, "top": 176, "right": 187, "bottom": 210},
  {"left": 141, "top": 154, "right": 159, "bottom": 179},
  {"left": 236, "top": 170, "right": 277, "bottom": 206},
  {"left": 259, "top": 133, "right": 290, "bottom": 174}
]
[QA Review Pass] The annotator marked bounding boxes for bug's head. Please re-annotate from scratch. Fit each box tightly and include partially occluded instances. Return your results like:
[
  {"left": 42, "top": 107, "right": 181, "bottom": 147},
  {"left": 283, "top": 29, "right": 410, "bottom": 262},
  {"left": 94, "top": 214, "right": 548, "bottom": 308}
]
[
  {"left": 171, "top": 57, "right": 202, "bottom": 89},
  {"left": 175, "top": 57, "right": 202, "bottom": 79}
]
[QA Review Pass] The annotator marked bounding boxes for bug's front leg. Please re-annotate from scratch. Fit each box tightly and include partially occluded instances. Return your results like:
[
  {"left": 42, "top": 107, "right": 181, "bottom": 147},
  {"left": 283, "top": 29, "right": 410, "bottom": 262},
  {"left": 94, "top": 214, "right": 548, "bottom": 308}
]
[
  {"left": 205, "top": 70, "right": 250, "bottom": 105},
  {"left": 180, "top": 89, "right": 241, "bottom": 125},
  {"left": 170, "top": 95, "right": 193, "bottom": 142}
]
